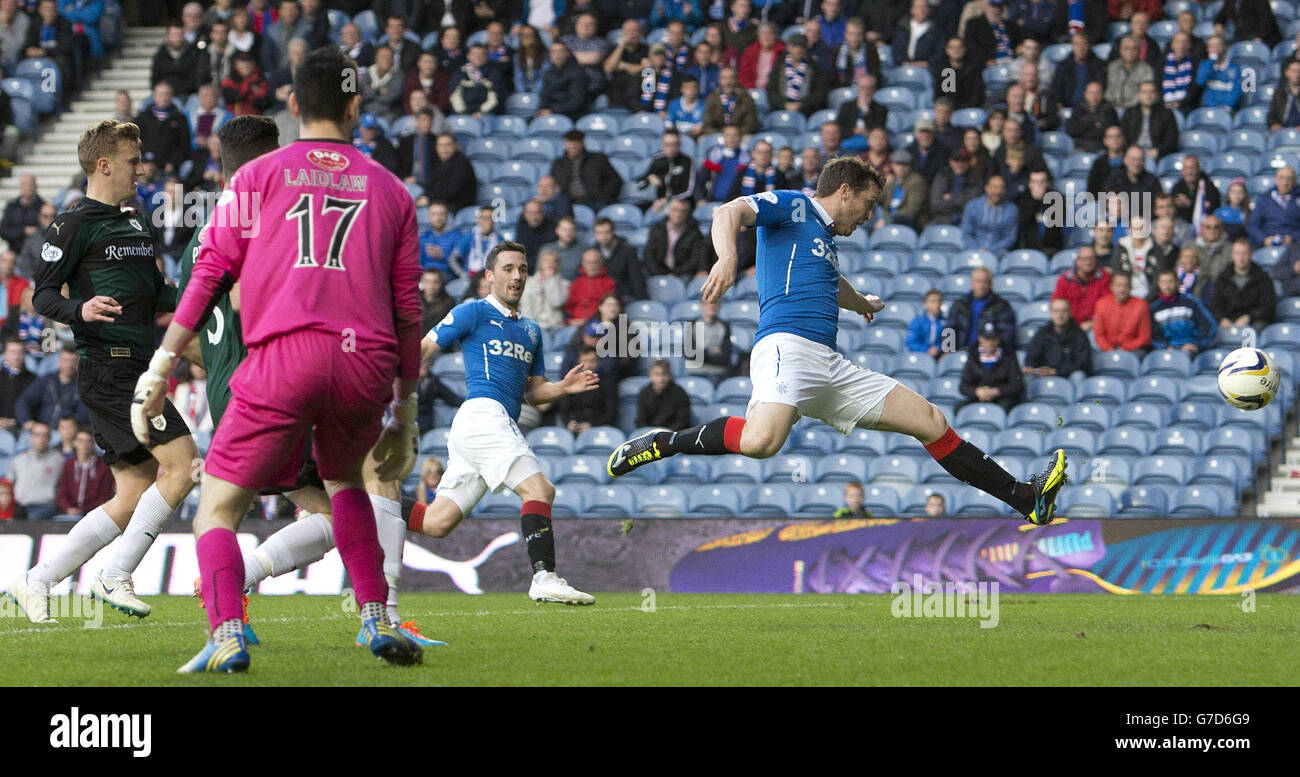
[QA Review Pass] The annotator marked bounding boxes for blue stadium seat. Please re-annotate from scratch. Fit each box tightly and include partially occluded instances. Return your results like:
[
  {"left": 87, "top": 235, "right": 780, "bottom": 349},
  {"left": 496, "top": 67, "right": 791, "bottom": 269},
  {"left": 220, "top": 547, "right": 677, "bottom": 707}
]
[
  {"left": 1078, "top": 376, "right": 1126, "bottom": 407},
  {"left": 586, "top": 486, "right": 636, "bottom": 516},
  {"left": 1127, "top": 376, "right": 1183, "bottom": 406},
  {"left": 661, "top": 456, "right": 713, "bottom": 485},
  {"left": 575, "top": 426, "right": 621, "bottom": 454},
  {"left": 999, "top": 249, "right": 1050, "bottom": 278},
  {"left": 466, "top": 137, "right": 509, "bottom": 163},
  {"left": 855, "top": 486, "right": 900, "bottom": 516},
  {"left": 868, "top": 456, "right": 921, "bottom": 484},
  {"left": 550, "top": 485, "right": 587, "bottom": 517},
  {"left": 669, "top": 299, "right": 701, "bottom": 322},
  {"left": 677, "top": 376, "right": 715, "bottom": 406},
  {"left": 738, "top": 484, "right": 796, "bottom": 517},
  {"left": 512, "top": 136, "right": 560, "bottom": 163},
  {"left": 637, "top": 486, "right": 687, "bottom": 516},
  {"left": 1260, "top": 322, "right": 1300, "bottom": 351},
  {"left": 575, "top": 112, "right": 619, "bottom": 139},
  {"left": 475, "top": 492, "right": 521, "bottom": 517},
  {"left": 1032, "top": 275, "right": 1059, "bottom": 301},
  {"left": 1224, "top": 129, "right": 1267, "bottom": 155},
  {"left": 1133, "top": 456, "right": 1189, "bottom": 485},
  {"left": 993, "top": 428, "right": 1047, "bottom": 457},
  {"left": 762, "top": 110, "right": 807, "bottom": 134},
  {"left": 789, "top": 427, "right": 842, "bottom": 456},
  {"left": 1189, "top": 456, "right": 1242, "bottom": 490},
  {"left": 646, "top": 274, "right": 686, "bottom": 305},
  {"left": 952, "top": 489, "right": 1014, "bottom": 516},
  {"left": 1062, "top": 403, "right": 1111, "bottom": 433},
  {"left": 894, "top": 352, "right": 937, "bottom": 382},
  {"left": 919, "top": 224, "right": 962, "bottom": 250},
  {"left": 528, "top": 114, "right": 574, "bottom": 137},
  {"left": 626, "top": 299, "right": 669, "bottom": 323},
  {"left": 1038, "top": 131, "right": 1074, "bottom": 159},
  {"left": 869, "top": 224, "right": 918, "bottom": 252},
  {"left": 1119, "top": 486, "right": 1168, "bottom": 516},
  {"left": 952, "top": 107, "right": 986, "bottom": 128},
  {"left": 935, "top": 350, "right": 966, "bottom": 376},
  {"left": 1141, "top": 349, "right": 1193, "bottom": 378},
  {"left": 885, "top": 274, "right": 932, "bottom": 303},
  {"left": 1205, "top": 426, "right": 1260, "bottom": 458},
  {"left": 765, "top": 454, "right": 814, "bottom": 483},
  {"left": 1117, "top": 402, "right": 1169, "bottom": 431},
  {"left": 721, "top": 300, "right": 760, "bottom": 326},
  {"left": 841, "top": 428, "right": 887, "bottom": 456},
  {"left": 1099, "top": 428, "right": 1152, "bottom": 456},
  {"left": 554, "top": 455, "right": 610, "bottom": 485},
  {"left": 1046, "top": 428, "right": 1096, "bottom": 458},
  {"left": 993, "top": 275, "right": 1033, "bottom": 304},
  {"left": 1057, "top": 486, "right": 1117, "bottom": 518},
  {"left": 954, "top": 402, "right": 1006, "bottom": 432},
  {"left": 907, "top": 250, "right": 950, "bottom": 279},
  {"left": 860, "top": 328, "right": 904, "bottom": 356},
  {"left": 527, "top": 427, "right": 574, "bottom": 456},
  {"left": 1151, "top": 427, "right": 1204, "bottom": 456},
  {"left": 876, "top": 86, "right": 918, "bottom": 112},
  {"left": 618, "top": 376, "right": 650, "bottom": 403},
  {"left": 860, "top": 251, "right": 903, "bottom": 277},
  {"left": 1171, "top": 400, "right": 1213, "bottom": 431},
  {"left": 687, "top": 484, "right": 742, "bottom": 516},
  {"left": 432, "top": 351, "right": 465, "bottom": 378},
  {"left": 1085, "top": 455, "right": 1133, "bottom": 488},
  {"left": 1181, "top": 374, "right": 1222, "bottom": 404},
  {"left": 715, "top": 377, "right": 753, "bottom": 404},
  {"left": 1026, "top": 376, "right": 1076, "bottom": 407},
  {"left": 814, "top": 454, "right": 867, "bottom": 482},
  {"left": 419, "top": 427, "right": 451, "bottom": 456},
  {"left": 1168, "top": 485, "right": 1227, "bottom": 517},
  {"left": 1093, "top": 350, "right": 1141, "bottom": 379},
  {"left": 713, "top": 455, "right": 764, "bottom": 484},
  {"left": 793, "top": 484, "right": 847, "bottom": 516},
  {"left": 917, "top": 458, "right": 950, "bottom": 483}
]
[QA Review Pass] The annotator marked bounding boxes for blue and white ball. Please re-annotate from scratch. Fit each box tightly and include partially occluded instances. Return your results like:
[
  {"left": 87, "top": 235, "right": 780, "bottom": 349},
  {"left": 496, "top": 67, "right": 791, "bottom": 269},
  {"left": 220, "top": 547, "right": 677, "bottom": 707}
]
[{"left": 1217, "top": 347, "right": 1280, "bottom": 411}]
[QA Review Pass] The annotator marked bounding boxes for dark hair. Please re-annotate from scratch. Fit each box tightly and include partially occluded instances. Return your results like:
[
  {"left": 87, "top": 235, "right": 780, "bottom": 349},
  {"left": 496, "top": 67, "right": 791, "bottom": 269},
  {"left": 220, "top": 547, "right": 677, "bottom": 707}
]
[
  {"left": 924, "top": 288, "right": 942, "bottom": 300},
  {"left": 485, "top": 240, "right": 527, "bottom": 270},
  {"left": 594, "top": 217, "right": 615, "bottom": 230},
  {"left": 814, "top": 156, "right": 886, "bottom": 198},
  {"left": 649, "top": 359, "right": 672, "bottom": 374},
  {"left": 579, "top": 344, "right": 598, "bottom": 357},
  {"left": 293, "top": 46, "right": 359, "bottom": 125},
  {"left": 1110, "top": 270, "right": 1132, "bottom": 282},
  {"left": 217, "top": 115, "right": 280, "bottom": 177},
  {"left": 678, "top": 73, "right": 698, "bottom": 84}
]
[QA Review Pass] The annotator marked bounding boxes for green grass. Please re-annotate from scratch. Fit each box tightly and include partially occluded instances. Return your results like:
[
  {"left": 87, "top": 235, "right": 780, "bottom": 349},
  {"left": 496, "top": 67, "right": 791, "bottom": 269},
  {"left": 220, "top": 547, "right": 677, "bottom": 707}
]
[{"left": 1, "top": 593, "right": 1297, "bottom": 685}]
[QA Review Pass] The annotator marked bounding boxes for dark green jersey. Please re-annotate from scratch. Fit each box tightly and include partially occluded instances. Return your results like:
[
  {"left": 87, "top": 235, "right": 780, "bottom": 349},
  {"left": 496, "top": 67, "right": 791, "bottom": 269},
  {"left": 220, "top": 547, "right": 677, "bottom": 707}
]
[
  {"left": 177, "top": 217, "right": 245, "bottom": 426},
  {"left": 33, "top": 197, "right": 178, "bottom": 364}
]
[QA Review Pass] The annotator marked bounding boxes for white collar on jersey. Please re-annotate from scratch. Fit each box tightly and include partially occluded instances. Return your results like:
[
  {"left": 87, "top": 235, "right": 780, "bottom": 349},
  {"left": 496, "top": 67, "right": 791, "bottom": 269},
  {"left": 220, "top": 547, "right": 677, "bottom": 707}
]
[
  {"left": 485, "top": 292, "right": 520, "bottom": 319},
  {"left": 809, "top": 196, "right": 834, "bottom": 228}
]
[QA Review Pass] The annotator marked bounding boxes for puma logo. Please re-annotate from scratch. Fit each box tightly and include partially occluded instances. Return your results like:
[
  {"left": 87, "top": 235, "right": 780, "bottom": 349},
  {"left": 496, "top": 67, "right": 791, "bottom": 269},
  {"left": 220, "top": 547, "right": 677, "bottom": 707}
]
[
  {"left": 400, "top": 532, "right": 519, "bottom": 594},
  {"left": 489, "top": 320, "right": 504, "bottom": 329},
  {"left": 694, "top": 426, "right": 706, "bottom": 448}
]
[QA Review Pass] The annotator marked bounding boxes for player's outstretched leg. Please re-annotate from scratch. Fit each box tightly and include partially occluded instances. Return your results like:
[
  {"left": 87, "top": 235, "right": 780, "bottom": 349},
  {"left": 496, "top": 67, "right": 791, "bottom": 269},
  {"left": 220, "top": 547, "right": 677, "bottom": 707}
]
[
  {"left": 873, "top": 385, "right": 1068, "bottom": 525},
  {"left": 179, "top": 474, "right": 255, "bottom": 674},
  {"left": 514, "top": 473, "right": 594, "bottom": 605},
  {"left": 608, "top": 416, "right": 748, "bottom": 477}
]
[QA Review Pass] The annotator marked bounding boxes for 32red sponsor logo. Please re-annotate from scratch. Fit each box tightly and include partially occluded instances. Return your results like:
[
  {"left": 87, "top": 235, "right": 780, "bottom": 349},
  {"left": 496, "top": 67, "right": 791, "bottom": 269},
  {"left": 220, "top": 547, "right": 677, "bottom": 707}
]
[{"left": 307, "top": 148, "right": 350, "bottom": 172}]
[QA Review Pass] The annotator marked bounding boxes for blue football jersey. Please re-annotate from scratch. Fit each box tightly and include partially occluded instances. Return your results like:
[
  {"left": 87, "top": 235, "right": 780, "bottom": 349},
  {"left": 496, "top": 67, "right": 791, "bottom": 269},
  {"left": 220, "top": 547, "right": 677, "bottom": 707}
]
[
  {"left": 431, "top": 298, "right": 544, "bottom": 420},
  {"left": 744, "top": 189, "right": 842, "bottom": 350}
]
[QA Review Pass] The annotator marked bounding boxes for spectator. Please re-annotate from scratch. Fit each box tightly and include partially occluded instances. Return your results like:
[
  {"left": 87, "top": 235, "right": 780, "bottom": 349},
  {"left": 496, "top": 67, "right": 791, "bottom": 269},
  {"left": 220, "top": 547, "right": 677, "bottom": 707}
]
[
  {"left": 54, "top": 412, "right": 75, "bottom": 457},
  {"left": 414, "top": 457, "right": 443, "bottom": 505},
  {"left": 640, "top": 129, "right": 697, "bottom": 212},
  {"left": 1120, "top": 81, "right": 1178, "bottom": 159},
  {"left": 1214, "top": 0, "right": 1281, "bottom": 48},
  {"left": 1105, "top": 36, "right": 1153, "bottom": 109},
  {"left": 686, "top": 40, "right": 721, "bottom": 97},
  {"left": 519, "top": 249, "right": 570, "bottom": 329},
  {"left": 906, "top": 289, "right": 946, "bottom": 357},
  {"left": 797, "top": 147, "right": 822, "bottom": 195},
  {"left": 923, "top": 492, "right": 947, "bottom": 517},
  {"left": 536, "top": 175, "right": 572, "bottom": 222},
  {"left": 636, "top": 358, "right": 692, "bottom": 429},
  {"left": 563, "top": 12, "right": 609, "bottom": 98},
  {"left": 1270, "top": 242, "right": 1300, "bottom": 297},
  {"left": 450, "top": 44, "right": 503, "bottom": 116},
  {"left": 832, "top": 17, "right": 880, "bottom": 87},
  {"left": 1196, "top": 214, "right": 1232, "bottom": 280},
  {"left": 930, "top": 147, "right": 985, "bottom": 226},
  {"left": 992, "top": 116, "right": 1044, "bottom": 174},
  {"left": 398, "top": 108, "right": 440, "bottom": 188},
  {"left": 295, "top": 0, "right": 328, "bottom": 48},
  {"left": 634, "top": 43, "right": 678, "bottom": 116},
  {"left": 416, "top": 371, "right": 463, "bottom": 435},
  {"left": 1110, "top": 10, "right": 1162, "bottom": 73},
  {"left": 538, "top": 42, "right": 589, "bottom": 119},
  {"left": 964, "top": 0, "right": 1015, "bottom": 68},
  {"left": 221, "top": 51, "right": 271, "bottom": 116},
  {"left": 836, "top": 73, "right": 888, "bottom": 149},
  {"left": 1247, "top": 166, "right": 1300, "bottom": 247},
  {"left": 15, "top": 202, "right": 52, "bottom": 282},
  {"left": 894, "top": 0, "right": 942, "bottom": 68},
  {"left": 563, "top": 294, "right": 637, "bottom": 379},
  {"left": 515, "top": 199, "right": 557, "bottom": 268},
  {"left": 419, "top": 201, "right": 465, "bottom": 277},
  {"left": 1064, "top": 81, "right": 1117, "bottom": 155},
  {"left": 426, "top": 133, "right": 478, "bottom": 213},
  {"left": 263, "top": 1, "right": 306, "bottom": 73},
  {"left": 1086, "top": 124, "right": 1127, "bottom": 196},
  {"left": 1195, "top": 35, "right": 1242, "bottom": 110},
  {"left": 833, "top": 481, "right": 869, "bottom": 518},
  {"left": 932, "top": 97, "right": 962, "bottom": 152},
  {"left": 701, "top": 124, "right": 750, "bottom": 201},
  {"left": 556, "top": 345, "right": 619, "bottom": 432},
  {"left": 551, "top": 129, "right": 622, "bottom": 213},
  {"left": 907, "top": 117, "right": 947, "bottom": 182},
  {"left": 151, "top": 21, "right": 209, "bottom": 99},
  {"left": 1054, "top": 34, "right": 1105, "bottom": 113},
  {"left": 133, "top": 82, "right": 192, "bottom": 177},
  {"left": 886, "top": 149, "right": 929, "bottom": 229},
  {"left": 1148, "top": 216, "right": 1180, "bottom": 269},
  {"left": 1175, "top": 8, "right": 1208, "bottom": 59},
  {"left": 766, "top": 34, "right": 827, "bottom": 117},
  {"left": 512, "top": 24, "right": 548, "bottom": 98},
  {"left": 1150, "top": 268, "right": 1217, "bottom": 353},
  {"left": 731, "top": 139, "right": 787, "bottom": 199},
  {"left": 457, "top": 206, "right": 504, "bottom": 276},
  {"left": 591, "top": 217, "right": 647, "bottom": 300},
  {"left": 1024, "top": 298, "right": 1092, "bottom": 378},
  {"left": 186, "top": 84, "right": 232, "bottom": 154},
  {"left": 16, "top": 348, "right": 85, "bottom": 429},
  {"left": 0, "top": 477, "right": 19, "bottom": 520},
  {"left": 948, "top": 266, "right": 1018, "bottom": 347},
  {"left": 24, "top": 0, "right": 74, "bottom": 92},
  {"left": 1268, "top": 59, "right": 1300, "bottom": 131},
  {"left": 1214, "top": 179, "right": 1252, "bottom": 242},
  {"left": 961, "top": 175, "right": 1018, "bottom": 252},
  {"left": 1162, "top": 31, "right": 1197, "bottom": 113},
  {"left": 566, "top": 250, "right": 616, "bottom": 324},
  {"left": 1115, "top": 215, "right": 1161, "bottom": 299},
  {"left": 1094, "top": 270, "right": 1152, "bottom": 351},
  {"left": 930, "top": 36, "right": 985, "bottom": 110},
  {"left": 1168, "top": 155, "right": 1219, "bottom": 229},
  {"left": 12, "top": 420, "right": 59, "bottom": 519},
  {"left": 702, "top": 65, "right": 758, "bottom": 135},
  {"left": 1209, "top": 238, "right": 1276, "bottom": 331},
  {"left": 1052, "top": 245, "right": 1111, "bottom": 330},
  {"left": 352, "top": 112, "right": 399, "bottom": 174},
  {"left": 198, "top": 18, "right": 231, "bottom": 84},
  {"left": 666, "top": 73, "right": 705, "bottom": 136},
  {"left": 360, "top": 45, "right": 405, "bottom": 120},
  {"left": 0, "top": 249, "right": 26, "bottom": 327},
  {"left": 0, "top": 0, "right": 29, "bottom": 72},
  {"left": 642, "top": 198, "right": 707, "bottom": 278},
  {"left": 403, "top": 51, "right": 451, "bottom": 115},
  {"left": 225, "top": 7, "right": 265, "bottom": 67},
  {"left": 432, "top": 24, "right": 466, "bottom": 76},
  {"left": 1014, "top": 169, "right": 1060, "bottom": 251},
  {"left": 1104, "top": 145, "right": 1162, "bottom": 198},
  {"left": 542, "top": 216, "right": 586, "bottom": 280},
  {"left": 0, "top": 174, "right": 41, "bottom": 253},
  {"left": 1009, "top": 0, "right": 1056, "bottom": 48},
  {"left": 0, "top": 336, "right": 31, "bottom": 430},
  {"left": 959, "top": 320, "right": 1023, "bottom": 411},
  {"left": 420, "top": 268, "right": 456, "bottom": 334}
]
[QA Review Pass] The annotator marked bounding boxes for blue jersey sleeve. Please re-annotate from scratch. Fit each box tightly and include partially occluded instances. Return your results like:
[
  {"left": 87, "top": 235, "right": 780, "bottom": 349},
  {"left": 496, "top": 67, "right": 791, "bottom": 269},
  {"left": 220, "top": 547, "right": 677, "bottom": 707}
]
[
  {"left": 743, "top": 189, "right": 806, "bottom": 229},
  {"left": 528, "top": 322, "right": 545, "bottom": 378},
  {"left": 432, "top": 301, "right": 479, "bottom": 349}
]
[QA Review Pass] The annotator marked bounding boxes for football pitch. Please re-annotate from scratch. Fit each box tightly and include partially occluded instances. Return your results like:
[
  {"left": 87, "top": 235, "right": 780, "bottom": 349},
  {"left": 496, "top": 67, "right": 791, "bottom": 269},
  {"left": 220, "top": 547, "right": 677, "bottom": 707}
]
[{"left": 1, "top": 593, "right": 1297, "bottom": 686}]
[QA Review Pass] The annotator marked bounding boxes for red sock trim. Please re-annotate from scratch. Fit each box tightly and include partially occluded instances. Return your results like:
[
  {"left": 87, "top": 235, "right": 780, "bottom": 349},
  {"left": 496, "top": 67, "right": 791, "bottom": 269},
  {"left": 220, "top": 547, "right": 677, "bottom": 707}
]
[
  {"left": 723, "top": 417, "right": 746, "bottom": 454},
  {"left": 407, "top": 502, "right": 427, "bottom": 534},
  {"left": 522, "top": 500, "right": 551, "bottom": 519},
  {"left": 925, "top": 427, "right": 962, "bottom": 460}
]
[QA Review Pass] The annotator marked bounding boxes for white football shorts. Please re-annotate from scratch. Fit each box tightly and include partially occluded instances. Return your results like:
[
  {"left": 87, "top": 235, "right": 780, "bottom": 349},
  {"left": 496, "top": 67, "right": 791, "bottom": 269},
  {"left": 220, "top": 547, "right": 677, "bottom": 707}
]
[
  {"left": 439, "top": 397, "right": 542, "bottom": 515},
  {"left": 747, "top": 332, "right": 899, "bottom": 434}
]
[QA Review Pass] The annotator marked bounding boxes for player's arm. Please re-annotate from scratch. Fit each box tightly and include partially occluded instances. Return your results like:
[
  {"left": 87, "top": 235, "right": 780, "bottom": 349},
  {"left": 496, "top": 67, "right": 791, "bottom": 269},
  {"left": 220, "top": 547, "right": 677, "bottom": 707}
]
[
  {"left": 420, "top": 332, "right": 441, "bottom": 375},
  {"left": 32, "top": 213, "right": 121, "bottom": 324},
  {"left": 701, "top": 197, "right": 757, "bottom": 304},
  {"left": 182, "top": 338, "right": 204, "bottom": 368},
  {"left": 837, "top": 274, "right": 884, "bottom": 321},
  {"left": 524, "top": 366, "right": 599, "bottom": 406}
]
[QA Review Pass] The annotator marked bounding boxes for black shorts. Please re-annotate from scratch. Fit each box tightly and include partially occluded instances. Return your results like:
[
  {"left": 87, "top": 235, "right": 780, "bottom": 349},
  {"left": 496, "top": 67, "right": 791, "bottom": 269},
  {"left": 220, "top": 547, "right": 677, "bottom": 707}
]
[
  {"left": 257, "top": 433, "right": 325, "bottom": 495},
  {"left": 78, "top": 357, "right": 191, "bottom": 467}
]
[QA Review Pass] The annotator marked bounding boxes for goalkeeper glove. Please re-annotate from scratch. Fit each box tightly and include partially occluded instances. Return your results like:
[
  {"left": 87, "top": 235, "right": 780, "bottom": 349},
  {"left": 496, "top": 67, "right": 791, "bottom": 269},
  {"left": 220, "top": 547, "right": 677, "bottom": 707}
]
[
  {"left": 372, "top": 392, "right": 418, "bottom": 482},
  {"left": 131, "top": 348, "right": 177, "bottom": 445}
]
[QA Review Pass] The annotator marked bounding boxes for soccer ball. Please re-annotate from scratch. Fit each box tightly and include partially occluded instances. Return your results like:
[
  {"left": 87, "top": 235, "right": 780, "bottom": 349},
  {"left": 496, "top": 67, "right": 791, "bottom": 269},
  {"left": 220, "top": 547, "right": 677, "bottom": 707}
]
[{"left": 1217, "top": 347, "right": 1280, "bottom": 411}]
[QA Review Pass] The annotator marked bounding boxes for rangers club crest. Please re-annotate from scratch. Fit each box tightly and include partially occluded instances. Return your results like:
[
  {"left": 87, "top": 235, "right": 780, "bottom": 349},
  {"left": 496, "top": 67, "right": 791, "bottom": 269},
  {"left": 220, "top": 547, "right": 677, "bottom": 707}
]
[
  {"left": 527, "top": 326, "right": 539, "bottom": 346},
  {"left": 128, "top": 217, "right": 144, "bottom": 232},
  {"left": 307, "top": 148, "right": 350, "bottom": 173}
]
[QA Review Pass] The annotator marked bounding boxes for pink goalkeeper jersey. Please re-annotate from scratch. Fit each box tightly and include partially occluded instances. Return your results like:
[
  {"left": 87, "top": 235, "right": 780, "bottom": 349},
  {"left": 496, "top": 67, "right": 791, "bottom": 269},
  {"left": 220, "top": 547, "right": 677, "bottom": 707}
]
[{"left": 174, "top": 139, "right": 423, "bottom": 379}]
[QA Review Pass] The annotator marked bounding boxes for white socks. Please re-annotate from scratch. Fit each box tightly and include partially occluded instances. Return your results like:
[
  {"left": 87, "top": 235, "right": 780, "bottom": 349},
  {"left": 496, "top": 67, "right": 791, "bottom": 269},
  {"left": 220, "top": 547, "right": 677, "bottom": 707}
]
[
  {"left": 29, "top": 506, "right": 121, "bottom": 588},
  {"left": 371, "top": 495, "right": 405, "bottom": 625},
  {"left": 100, "top": 484, "right": 176, "bottom": 581},
  {"left": 241, "top": 512, "right": 333, "bottom": 589}
]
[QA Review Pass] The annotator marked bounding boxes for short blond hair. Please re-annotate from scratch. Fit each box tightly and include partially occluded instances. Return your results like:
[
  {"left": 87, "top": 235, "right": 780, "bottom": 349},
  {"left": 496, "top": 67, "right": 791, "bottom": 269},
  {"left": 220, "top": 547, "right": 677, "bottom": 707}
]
[{"left": 77, "top": 120, "right": 141, "bottom": 176}]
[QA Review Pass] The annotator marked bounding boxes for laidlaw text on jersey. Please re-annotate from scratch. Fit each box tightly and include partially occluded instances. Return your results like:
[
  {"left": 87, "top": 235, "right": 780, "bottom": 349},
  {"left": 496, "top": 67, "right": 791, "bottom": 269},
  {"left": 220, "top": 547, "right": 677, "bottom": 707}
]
[{"left": 49, "top": 707, "right": 152, "bottom": 758}]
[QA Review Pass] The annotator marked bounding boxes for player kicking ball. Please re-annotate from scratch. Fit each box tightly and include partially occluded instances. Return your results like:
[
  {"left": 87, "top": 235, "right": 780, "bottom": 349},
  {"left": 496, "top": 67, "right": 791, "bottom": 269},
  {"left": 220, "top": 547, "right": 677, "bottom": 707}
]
[
  {"left": 607, "top": 157, "right": 1068, "bottom": 525},
  {"left": 5, "top": 120, "right": 203, "bottom": 624},
  {"left": 132, "top": 47, "right": 426, "bottom": 673},
  {"left": 178, "top": 116, "right": 441, "bottom": 648},
  {"left": 411, "top": 241, "right": 597, "bottom": 605}
]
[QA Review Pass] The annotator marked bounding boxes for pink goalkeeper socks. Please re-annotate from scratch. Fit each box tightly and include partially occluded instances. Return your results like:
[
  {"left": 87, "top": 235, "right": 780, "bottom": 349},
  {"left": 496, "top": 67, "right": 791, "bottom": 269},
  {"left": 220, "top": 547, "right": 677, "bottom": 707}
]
[
  {"left": 331, "top": 488, "right": 388, "bottom": 610},
  {"left": 196, "top": 528, "right": 245, "bottom": 633}
]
